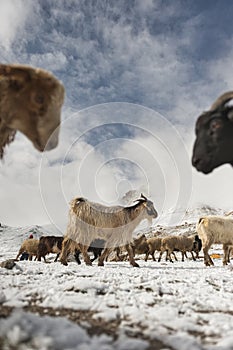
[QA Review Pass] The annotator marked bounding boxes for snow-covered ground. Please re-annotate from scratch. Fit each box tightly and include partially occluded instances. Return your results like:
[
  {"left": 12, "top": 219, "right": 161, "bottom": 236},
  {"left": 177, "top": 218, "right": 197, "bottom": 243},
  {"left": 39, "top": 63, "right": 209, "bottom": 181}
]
[{"left": 0, "top": 221, "right": 233, "bottom": 350}]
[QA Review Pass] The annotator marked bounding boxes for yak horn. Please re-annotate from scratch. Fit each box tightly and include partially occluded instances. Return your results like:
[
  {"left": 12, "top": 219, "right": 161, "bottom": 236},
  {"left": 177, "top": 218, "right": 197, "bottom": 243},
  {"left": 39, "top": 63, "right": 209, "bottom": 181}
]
[{"left": 209, "top": 91, "right": 233, "bottom": 111}]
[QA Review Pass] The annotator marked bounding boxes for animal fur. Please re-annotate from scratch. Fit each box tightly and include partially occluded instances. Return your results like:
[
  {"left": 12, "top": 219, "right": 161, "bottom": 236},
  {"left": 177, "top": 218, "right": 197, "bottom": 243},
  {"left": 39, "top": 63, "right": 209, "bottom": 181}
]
[
  {"left": 0, "top": 64, "right": 64, "bottom": 157},
  {"left": 37, "top": 236, "right": 63, "bottom": 262},
  {"left": 192, "top": 91, "right": 233, "bottom": 174},
  {"left": 145, "top": 237, "right": 162, "bottom": 261},
  {"left": 15, "top": 238, "right": 39, "bottom": 261},
  {"left": 197, "top": 216, "right": 233, "bottom": 266},
  {"left": 60, "top": 194, "right": 158, "bottom": 267},
  {"left": 158, "top": 235, "right": 201, "bottom": 262}
]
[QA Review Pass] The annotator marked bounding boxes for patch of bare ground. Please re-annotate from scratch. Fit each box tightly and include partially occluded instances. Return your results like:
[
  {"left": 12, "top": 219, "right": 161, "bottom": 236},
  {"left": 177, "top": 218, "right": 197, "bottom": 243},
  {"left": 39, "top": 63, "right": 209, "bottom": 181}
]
[{"left": 0, "top": 304, "right": 171, "bottom": 350}]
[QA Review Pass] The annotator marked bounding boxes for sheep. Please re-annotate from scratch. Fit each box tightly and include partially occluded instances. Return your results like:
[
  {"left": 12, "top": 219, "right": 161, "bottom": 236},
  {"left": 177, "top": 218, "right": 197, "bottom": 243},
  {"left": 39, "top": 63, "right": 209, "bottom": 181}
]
[
  {"left": 158, "top": 235, "right": 201, "bottom": 263},
  {"left": 192, "top": 91, "right": 233, "bottom": 174},
  {"left": 37, "top": 236, "right": 64, "bottom": 262},
  {"left": 196, "top": 216, "right": 233, "bottom": 266},
  {"left": 0, "top": 63, "right": 65, "bottom": 157},
  {"left": 15, "top": 239, "right": 39, "bottom": 261},
  {"left": 60, "top": 194, "right": 158, "bottom": 267}
]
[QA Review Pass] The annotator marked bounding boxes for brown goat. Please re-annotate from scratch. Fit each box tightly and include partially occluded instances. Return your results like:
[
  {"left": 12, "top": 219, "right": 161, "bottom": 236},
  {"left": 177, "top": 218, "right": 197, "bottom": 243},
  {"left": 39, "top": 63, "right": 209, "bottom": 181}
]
[
  {"left": 158, "top": 235, "right": 200, "bottom": 262},
  {"left": 60, "top": 238, "right": 105, "bottom": 265},
  {"left": 15, "top": 239, "right": 39, "bottom": 261},
  {"left": 110, "top": 234, "right": 149, "bottom": 262},
  {"left": 0, "top": 64, "right": 65, "bottom": 157},
  {"left": 131, "top": 234, "right": 149, "bottom": 256},
  {"left": 145, "top": 237, "right": 162, "bottom": 261},
  {"left": 37, "top": 236, "right": 63, "bottom": 262},
  {"left": 60, "top": 194, "right": 158, "bottom": 267}
]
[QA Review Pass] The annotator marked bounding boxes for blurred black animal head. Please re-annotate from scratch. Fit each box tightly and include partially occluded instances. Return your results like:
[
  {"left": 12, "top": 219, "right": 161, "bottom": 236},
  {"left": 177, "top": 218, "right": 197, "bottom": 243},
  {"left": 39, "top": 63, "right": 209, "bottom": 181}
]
[{"left": 192, "top": 91, "right": 233, "bottom": 174}]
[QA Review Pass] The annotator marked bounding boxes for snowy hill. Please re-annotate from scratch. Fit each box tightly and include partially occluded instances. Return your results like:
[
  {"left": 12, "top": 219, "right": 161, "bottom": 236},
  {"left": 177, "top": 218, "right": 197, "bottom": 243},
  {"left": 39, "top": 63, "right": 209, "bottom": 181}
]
[
  {"left": 0, "top": 223, "right": 62, "bottom": 260},
  {"left": 0, "top": 216, "right": 233, "bottom": 350}
]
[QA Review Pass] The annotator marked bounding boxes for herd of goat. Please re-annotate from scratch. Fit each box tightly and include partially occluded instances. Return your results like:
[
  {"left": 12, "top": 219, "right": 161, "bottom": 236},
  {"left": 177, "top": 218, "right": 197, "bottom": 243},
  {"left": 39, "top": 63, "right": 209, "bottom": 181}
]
[
  {"left": 15, "top": 232, "right": 202, "bottom": 266},
  {"left": 14, "top": 194, "right": 233, "bottom": 268},
  {"left": 1, "top": 63, "right": 233, "bottom": 269}
]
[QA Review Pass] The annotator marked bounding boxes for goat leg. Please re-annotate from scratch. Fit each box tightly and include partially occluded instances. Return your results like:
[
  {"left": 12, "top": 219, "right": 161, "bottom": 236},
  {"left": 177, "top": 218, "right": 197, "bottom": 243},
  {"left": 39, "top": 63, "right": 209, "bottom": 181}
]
[
  {"left": 125, "top": 244, "right": 139, "bottom": 267},
  {"left": 54, "top": 253, "right": 60, "bottom": 262},
  {"left": 98, "top": 248, "right": 112, "bottom": 266},
  {"left": 78, "top": 244, "right": 92, "bottom": 266}
]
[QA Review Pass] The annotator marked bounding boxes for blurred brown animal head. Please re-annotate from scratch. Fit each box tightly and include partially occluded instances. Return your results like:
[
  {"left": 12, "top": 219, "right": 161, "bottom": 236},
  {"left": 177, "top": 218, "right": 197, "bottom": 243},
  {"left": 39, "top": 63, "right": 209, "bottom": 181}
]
[{"left": 0, "top": 64, "right": 65, "bottom": 157}]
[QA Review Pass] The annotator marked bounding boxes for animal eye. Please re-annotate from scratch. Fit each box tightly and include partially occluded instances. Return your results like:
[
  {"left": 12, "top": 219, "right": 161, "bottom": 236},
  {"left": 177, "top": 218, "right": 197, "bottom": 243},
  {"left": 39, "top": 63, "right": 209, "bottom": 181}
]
[
  {"left": 9, "top": 79, "right": 23, "bottom": 91},
  {"left": 35, "top": 94, "right": 44, "bottom": 104},
  {"left": 209, "top": 119, "right": 223, "bottom": 133}
]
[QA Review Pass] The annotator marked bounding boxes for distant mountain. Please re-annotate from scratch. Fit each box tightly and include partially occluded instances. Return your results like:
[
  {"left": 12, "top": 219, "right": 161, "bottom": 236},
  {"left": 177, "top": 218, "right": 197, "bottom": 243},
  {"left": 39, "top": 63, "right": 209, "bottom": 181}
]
[{"left": 182, "top": 205, "right": 225, "bottom": 223}]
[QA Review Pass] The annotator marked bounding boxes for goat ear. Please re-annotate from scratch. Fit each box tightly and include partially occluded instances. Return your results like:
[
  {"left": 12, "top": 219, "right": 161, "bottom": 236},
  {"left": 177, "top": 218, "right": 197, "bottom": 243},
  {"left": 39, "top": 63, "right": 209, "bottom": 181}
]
[
  {"left": 140, "top": 193, "right": 147, "bottom": 201},
  {"left": 76, "top": 197, "right": 85, "bottom": 203}
]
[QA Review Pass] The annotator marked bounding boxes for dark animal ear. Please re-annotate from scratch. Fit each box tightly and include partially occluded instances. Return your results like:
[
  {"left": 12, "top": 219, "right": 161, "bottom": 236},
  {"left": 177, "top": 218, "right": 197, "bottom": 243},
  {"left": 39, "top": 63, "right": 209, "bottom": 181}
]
[
  {"left": 76, "top": 197, "right": 85, "bottom": 204},
  {"left": 140, "top": 193, "right": 147, "bottom": 201}
]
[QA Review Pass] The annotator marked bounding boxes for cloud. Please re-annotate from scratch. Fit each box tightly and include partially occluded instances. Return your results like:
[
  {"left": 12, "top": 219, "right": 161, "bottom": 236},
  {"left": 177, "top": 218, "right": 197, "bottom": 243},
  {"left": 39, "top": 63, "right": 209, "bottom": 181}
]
[
  {"left": 0, "top": 0, "right": 34, "bottom": 51},
  {"left": 0, "top": 1, "right": 233, "bottom": 227}
]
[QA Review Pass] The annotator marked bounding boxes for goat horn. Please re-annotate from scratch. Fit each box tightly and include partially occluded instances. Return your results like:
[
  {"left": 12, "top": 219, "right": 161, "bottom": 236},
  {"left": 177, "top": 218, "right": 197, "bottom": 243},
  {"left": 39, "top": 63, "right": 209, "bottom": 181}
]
[{"left": 209, "top": 91, "right": 233, "bottom": 111}]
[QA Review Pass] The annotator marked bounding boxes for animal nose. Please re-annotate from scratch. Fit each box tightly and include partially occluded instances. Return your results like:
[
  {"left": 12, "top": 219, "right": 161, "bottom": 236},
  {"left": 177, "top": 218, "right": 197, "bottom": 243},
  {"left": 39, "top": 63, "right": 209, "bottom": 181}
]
[{"left": 192, "top": 156, "right": 202, "bottom": 167}]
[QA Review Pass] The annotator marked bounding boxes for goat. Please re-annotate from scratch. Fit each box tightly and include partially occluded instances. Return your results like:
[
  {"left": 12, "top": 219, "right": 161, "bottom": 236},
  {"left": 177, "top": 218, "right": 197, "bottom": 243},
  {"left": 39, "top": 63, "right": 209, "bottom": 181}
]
[
  {"left": 131, "top": 234, "right": 149, "bottom": 257},
  {"left": 74, "top": 239, "right": 105, "bottom": 264},
  {"left": 223, "top": 244, "right": 233, "bottom": 264},
  {"left": 37, "top": 236, "right": 63, "bottom": 262},
  {"left": 145, "top": 237, "right": 162, "bottom": 261},
  {"left": 15, "top": 239, "right": 39, "bottom": 261},
  {"left": 60, "top": 194, "right": 158, "bottom": 267},
  {"left": 0, "top": 63, "right": 64, "bottom": 157},
  {"left": 192, "top": 91, "right": 233, "bottom": 174},
  {"left": 111, "top": 234, "right": 149, "bottom": 262},
  {"left": 197, "top": 216, "right": 233, "bottom": 265},
  {"left": 59, "top": 238, "right": 104, "bottom": 265},
  {"left": 158, "top": 235, "right": 201, "bottom": 263}
]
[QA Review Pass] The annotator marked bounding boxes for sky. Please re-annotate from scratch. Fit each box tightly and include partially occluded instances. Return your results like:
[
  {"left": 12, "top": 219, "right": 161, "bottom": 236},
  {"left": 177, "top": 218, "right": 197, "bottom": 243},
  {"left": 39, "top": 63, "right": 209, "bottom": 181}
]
[{"left": 0, "top": 0, "right": 233, "bottom": 229}]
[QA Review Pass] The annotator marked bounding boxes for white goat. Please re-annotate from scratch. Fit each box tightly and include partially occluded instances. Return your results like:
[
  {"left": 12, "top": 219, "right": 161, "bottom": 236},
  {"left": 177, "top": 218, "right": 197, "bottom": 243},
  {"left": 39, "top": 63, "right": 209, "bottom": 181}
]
[
  {"left": 197, "top": 216, "right": 233, "bottom": 266},
  {"left": 60, "top": 194, "right": 158, "bottom": 267}
]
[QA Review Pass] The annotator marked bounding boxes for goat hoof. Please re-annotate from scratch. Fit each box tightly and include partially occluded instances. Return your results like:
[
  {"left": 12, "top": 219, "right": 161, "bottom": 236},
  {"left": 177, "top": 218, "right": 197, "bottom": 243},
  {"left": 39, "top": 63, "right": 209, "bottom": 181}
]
[
  {"left": 98, "top": 262, "right": 104, "bottom": 266},
  {"left": 61, "top": 261, "right": 68, "bottom": 266},
  {"left": 131, "top": 262, "right": 140, "bottom": 267}
]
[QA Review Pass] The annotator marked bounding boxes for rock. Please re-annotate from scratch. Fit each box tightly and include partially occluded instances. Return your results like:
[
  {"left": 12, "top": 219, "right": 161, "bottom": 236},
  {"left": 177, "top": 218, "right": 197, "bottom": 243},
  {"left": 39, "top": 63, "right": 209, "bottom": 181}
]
[
  {"left": 0, "top": 290, "right": 6, "bottom": 303},
  {"left": 0, "top": 259, "right": 16, "bottom": 269}
]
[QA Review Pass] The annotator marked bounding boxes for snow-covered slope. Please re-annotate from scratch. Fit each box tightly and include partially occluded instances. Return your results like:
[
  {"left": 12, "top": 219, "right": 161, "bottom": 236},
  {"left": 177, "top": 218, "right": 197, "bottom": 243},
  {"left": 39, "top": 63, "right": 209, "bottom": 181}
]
[{"left": 0, "top": 215, "right": 233, "bottom": 350}]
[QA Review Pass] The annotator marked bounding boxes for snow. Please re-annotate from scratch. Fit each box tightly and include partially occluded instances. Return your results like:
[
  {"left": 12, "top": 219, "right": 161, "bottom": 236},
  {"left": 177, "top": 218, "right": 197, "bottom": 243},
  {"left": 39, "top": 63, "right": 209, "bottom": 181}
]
[{"left": 0, "top": 222, "right": 233, "bottom": 350}]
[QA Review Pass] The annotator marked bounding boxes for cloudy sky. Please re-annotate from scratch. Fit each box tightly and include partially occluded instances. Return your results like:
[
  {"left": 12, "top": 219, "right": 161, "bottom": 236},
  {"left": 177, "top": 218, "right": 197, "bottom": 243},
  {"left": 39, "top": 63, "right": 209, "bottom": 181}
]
[{"left": 0, "top": 0, "right": 233, "bottom": 229}]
